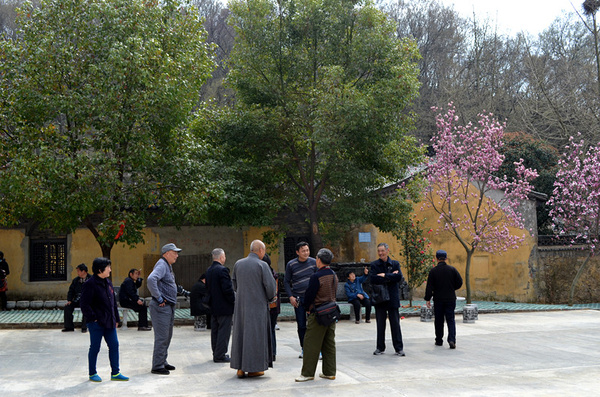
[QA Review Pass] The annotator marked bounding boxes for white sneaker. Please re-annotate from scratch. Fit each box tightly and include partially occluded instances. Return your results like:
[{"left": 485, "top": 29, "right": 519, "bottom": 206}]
[{"left": 295, "top": 375, "right": 314, "bottom": 382}]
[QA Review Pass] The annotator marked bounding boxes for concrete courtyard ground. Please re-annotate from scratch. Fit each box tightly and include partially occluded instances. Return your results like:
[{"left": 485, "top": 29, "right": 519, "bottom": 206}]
[{"left": 1, "top": 309, "right": 599, "bottom": 396}]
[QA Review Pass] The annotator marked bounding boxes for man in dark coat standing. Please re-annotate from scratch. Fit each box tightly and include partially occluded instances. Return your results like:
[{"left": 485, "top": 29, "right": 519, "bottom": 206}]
[
  {"left": 205, "top": 248, "right": 235, "bottom": 363},
  {"left": 62, "top": 263, "right": 91, "bottom": 332},
  {"left": 370, "top": 243, "right": 405, "bottom": 357},
  {"left": 425, "top": 249, "right": 463, "bottom": 349},
  {"left": 119, "top": 268, "right": 151, "bottom": 331}
]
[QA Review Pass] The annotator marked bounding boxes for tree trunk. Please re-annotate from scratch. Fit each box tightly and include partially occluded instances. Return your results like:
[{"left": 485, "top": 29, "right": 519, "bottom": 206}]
[
  {"left": 84, "top": 217, "right": 113, "bottom": 260},
  {"left": 568, "top": 250, "right": 592, "bottom": 306},
  {"left": 101, "top": 244, "right": 112, "bottom": 260},
  {"left": 308, "top": 208, "right": 323, "bottom": 251},
  {"left": 593, "top": 14, "right": 600, "bottom": 97},
  {"left": 465, "top": 249, "right": 474, "bottom": 304}
]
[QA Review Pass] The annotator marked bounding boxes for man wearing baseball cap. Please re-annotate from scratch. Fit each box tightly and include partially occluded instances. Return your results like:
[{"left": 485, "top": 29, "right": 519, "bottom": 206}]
[
  {"left": 147, "top": 243, "right": 182, "bottom": 374},
  {"left": 424, "top": 250, "right": 463, "bottom": 349}
]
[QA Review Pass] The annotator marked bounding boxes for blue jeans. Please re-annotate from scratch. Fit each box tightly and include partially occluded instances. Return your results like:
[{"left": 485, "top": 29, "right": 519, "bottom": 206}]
[
  {"left": 87, "top": 322, "right": 119, "bottom": 376},
  {"left": 433, "top": 300, "right": 457, "bottom": 344},
  {"left": 294, "top": 303, "right": 307, "bottom": 348}
]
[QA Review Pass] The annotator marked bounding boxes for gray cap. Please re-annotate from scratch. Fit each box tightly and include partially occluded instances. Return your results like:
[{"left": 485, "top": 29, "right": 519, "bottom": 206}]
[
  {"left": 161, "top": 243, "right": 182, "bottom": 254},
  {"left": 436, "top": 250, "right": 447, "bottom": 259}
]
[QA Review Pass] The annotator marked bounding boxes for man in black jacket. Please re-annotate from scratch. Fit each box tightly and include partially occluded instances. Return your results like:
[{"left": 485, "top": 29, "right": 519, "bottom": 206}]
[
  {"left": 425, "top": 250, "right": 463, "bottom": 349},
  {"left": 205, "top": 248, "right": 235, "bottom": 363},
  {"left": 370, "top": 243, "right": 405, "bottom": 357},
  {"left": 119, "top": 268, "right": 151, "bottom": 331},
  {"left": 63, "top": 263, "right": 91, "bottom": 332}
]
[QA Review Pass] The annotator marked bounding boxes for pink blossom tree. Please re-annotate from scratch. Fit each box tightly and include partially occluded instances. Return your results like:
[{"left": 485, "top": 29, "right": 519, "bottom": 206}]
[
  {"left": 424, "top": 104, "right": 538, "bottom": 303},
  {"left": 547, "top": 134, "right": 600, "bottom": 306}
]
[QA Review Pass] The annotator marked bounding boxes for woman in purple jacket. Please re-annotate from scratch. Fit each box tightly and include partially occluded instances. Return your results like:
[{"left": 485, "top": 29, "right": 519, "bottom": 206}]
[{"left": 80, "top": 257, "right": 129, "bottom": 382}]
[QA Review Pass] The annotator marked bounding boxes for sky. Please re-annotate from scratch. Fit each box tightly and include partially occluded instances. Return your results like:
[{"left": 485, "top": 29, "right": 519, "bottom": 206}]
[{"left": 439, "top": 0, "right": 580, "bottom": 36}]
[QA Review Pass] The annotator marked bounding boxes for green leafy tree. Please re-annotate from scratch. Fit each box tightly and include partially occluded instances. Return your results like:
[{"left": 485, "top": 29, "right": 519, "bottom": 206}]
[
  {"left": 199, "top": 0, "right": 423, "bottom": 248},
  {"left": 0, "top": 0, "right": 215, "bottom": 258},
  {"left": 394, "top": 214, "right": 434, "bottom": 306}
]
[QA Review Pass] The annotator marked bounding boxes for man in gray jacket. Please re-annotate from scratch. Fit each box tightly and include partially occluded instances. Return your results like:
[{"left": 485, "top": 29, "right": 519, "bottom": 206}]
[
  {"left": 147, "top": 243, "right": 181, "bottom": 375},
  {"left": 230, "top": 240, "right": 277, "bottom": 378}
]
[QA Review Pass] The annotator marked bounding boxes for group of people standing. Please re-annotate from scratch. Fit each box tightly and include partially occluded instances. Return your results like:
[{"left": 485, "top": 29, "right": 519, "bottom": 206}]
[
  {"left": 67, "top": 239, "right": 461, "bottom": 383},
  {"left": 290, "top": 242, "right": 464, "bottom": 382},
  {"left": 149, "top": 240, "right": 280, "bottom": 379}
]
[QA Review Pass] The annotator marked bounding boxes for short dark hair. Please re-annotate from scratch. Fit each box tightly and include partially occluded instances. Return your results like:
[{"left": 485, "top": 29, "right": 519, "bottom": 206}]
[
  {"left": 128, "top": 268, "right": 138, "bottom": 277},
  {"left": 76, "top": 263, "right": 88, "bottom": 272},
  {"left": 92, "top": 257, "right": 111, "bottom": 275},
  {"left": 316, "top": 248, "right": 333, "bottom": 265},
  {"left": 295, "top": 241, "right": 309, "bottom": 251}
]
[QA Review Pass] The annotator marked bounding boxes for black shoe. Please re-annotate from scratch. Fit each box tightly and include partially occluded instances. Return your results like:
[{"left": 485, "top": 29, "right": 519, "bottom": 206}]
[
  {"left": 81, "top": 328, "right": 87, "bottom": 333},
  {"left": 164, "top": 364, "right": 176, "bottom": 371},
  {"left": 395, "top": 350, "right": 406, "bottom": 356},
  {"left": 373, "top": 349, "right": 384, "bottom": 355},
  {"left": 138, "top": 327, "right": 152, "bottom": 331},
  {"left": 151, "top": 368, "right": 170, "bottom": 375},
  {"left": 435, "top": 342, "right": 443, "bottom": 346},
  {"left": 449, "top": 342, "right": 456, "bottom": 349},
  {"left": 213, "top": 355, "right": 230, "bottom": 363},
  {"left": 61, "top": 328, "right": 74, "bottom": 332}
]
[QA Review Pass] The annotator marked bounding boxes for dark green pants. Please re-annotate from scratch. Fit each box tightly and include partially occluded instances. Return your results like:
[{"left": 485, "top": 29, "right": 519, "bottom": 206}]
[{"left": 301, "top": 313, "right": 336, "bottom": 377}]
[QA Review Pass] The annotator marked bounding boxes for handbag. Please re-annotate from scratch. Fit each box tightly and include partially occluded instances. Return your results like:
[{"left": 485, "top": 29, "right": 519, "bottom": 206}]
[
  {"left": 370, "top": 283, "right": 390, "bottom": 305},
  {"left": 315, "top": 301, "right": 341, "bottom": 326}
]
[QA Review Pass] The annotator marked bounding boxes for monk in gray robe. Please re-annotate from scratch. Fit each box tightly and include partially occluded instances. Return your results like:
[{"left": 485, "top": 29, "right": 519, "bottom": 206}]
[{"left": 230, "top": 240, "right": 277, "bottom": 378}]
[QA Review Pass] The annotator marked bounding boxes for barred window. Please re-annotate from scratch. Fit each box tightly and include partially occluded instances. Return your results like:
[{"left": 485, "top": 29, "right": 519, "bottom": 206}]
[
  {"left": 30, "top": 239, "right": 67, "bottom": 281},
  {"left": 283, "top": 235, "right": 311, "bottom": 265}
]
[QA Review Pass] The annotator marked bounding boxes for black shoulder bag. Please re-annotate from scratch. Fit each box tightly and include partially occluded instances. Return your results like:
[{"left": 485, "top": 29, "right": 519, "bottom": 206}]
[{"left": 314, "top": 271, "right": 341, "bottom": 326}]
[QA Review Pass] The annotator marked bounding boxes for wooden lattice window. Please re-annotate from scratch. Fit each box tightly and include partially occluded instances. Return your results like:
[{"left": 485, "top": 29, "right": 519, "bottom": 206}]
[{"left": 30, "top": 239, "right": 67, "bottom": 281}]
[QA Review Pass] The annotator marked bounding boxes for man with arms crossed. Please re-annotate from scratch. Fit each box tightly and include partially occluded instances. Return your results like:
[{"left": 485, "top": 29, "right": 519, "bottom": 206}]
[{"left": 370, "top": 243, "right": 406, "bottom": 357}]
